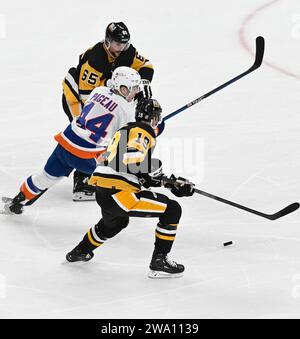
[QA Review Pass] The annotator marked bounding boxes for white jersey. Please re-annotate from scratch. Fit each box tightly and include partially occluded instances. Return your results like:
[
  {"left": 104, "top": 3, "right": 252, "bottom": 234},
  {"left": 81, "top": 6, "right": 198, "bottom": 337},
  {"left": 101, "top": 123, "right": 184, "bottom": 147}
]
[{"left": 55, "top": 86, "right": 135, "bottom": 159}]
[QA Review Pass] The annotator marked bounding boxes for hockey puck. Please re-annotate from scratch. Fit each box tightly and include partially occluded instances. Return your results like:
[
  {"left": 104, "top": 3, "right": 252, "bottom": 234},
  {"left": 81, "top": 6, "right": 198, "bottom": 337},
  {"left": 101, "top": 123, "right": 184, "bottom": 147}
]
[{"left": 223, "top": 241, "right": 233, "bottom": 246}]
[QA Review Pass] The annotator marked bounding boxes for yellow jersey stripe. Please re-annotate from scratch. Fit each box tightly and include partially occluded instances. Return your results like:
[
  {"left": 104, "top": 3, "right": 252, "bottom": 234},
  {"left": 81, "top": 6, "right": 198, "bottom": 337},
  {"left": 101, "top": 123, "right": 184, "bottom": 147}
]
[{"left": 89, "top": 175, "right": 140, "bottom": 192}]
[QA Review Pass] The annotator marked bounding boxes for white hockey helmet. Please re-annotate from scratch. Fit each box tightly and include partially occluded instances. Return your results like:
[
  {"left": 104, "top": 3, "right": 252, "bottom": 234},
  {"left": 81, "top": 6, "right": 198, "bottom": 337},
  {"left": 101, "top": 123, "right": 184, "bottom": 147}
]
[{"left": 111, "top": 66, "right": 141, "bottom": 93}]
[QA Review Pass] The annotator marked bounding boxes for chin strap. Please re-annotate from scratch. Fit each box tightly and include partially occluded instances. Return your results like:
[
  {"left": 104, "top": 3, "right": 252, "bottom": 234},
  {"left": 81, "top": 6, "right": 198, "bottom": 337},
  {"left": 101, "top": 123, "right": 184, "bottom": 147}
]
[
  {"left": 103, "top": 40, "right": 117, "bottom": 61},
  {"left": 104, "top": 38, "right": 130, "bottom": 59}
]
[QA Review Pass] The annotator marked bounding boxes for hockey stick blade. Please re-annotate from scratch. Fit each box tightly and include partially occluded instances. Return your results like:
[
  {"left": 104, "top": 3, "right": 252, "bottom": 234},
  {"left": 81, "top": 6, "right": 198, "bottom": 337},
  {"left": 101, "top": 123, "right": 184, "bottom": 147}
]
[
  {"left": 254, "top": 36, "right": 265, "bottom": 67},
  {"left": 251, "top": 36, "right": 265, "bottom": 70},
  {"left": 267, "top": 202, "right": 300, "bottom": 221},
  {"left": 163, "top": 36, "right": 265, "bottom": 122},
  {"left": 0, "top": 209, "right": 14, "bottom": 215}
]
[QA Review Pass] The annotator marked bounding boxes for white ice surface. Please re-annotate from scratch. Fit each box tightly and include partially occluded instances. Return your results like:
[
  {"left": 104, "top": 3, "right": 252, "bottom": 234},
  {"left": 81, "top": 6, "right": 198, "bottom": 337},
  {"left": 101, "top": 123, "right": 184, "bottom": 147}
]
[{"left": 0, "top": 0, "right": 300, "bottom": 319}]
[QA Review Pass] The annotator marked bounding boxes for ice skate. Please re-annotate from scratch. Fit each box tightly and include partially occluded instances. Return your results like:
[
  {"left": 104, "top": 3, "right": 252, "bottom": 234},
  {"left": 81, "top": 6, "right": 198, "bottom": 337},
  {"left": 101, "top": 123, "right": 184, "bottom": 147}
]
[
  {"left": 66, "top": 246, "right": 94, "bottom": 262},
  {"left": 148, "top": 253, "right": 184, "bottom": 279},
  {"left": 73, "top": 176, "right": 96, "bottom": 201},
  {"left": 0, "top": 193, "right": 25, "bottom": 215}
]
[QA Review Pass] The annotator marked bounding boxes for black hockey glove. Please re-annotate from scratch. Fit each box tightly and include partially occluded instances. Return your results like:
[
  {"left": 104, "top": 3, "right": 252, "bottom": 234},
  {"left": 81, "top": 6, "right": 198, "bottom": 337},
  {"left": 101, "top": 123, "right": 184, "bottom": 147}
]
[
  {"left": 138, "top": 158, "right": 164, "bottom": 188},
  {"left": 135, "top": 79, "right": 152, "bottom": 102},
  {"left": 139, "top": 174, "right": 163, "bottom": 188},
  {"left": 140, "top": 79, "right": 152, "bottom": 98},
  {"left": 164, "top": 174, "right": 195, "bottom": 197}
]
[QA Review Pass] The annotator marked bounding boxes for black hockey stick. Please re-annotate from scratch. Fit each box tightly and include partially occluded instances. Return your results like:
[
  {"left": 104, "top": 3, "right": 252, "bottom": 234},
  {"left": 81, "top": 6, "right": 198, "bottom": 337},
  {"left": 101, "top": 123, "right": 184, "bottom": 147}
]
[
  {"left": 162, "top": 176, "right": 299, "bottom": 221},
  {"left": 163, "top": 36, "right": 265, "bottom": 122},
  {"left": 192, "top": 188, "right": 299, "bottom": 221}
]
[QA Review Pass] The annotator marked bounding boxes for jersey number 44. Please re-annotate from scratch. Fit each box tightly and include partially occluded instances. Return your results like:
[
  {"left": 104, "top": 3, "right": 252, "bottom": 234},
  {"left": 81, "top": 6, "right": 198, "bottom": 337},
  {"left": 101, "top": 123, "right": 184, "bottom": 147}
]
[{"left": 77, "top": 102, "right": 114, "bottom": 143}]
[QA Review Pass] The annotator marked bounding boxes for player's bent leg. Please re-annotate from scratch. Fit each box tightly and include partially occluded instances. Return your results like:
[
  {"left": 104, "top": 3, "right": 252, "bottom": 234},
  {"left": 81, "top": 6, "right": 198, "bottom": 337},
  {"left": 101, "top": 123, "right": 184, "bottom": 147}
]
[
  {"left": 7, "top": 170, "right": 63, "bottom": 215},
  {"left": 155, "top": 199, "right": 182, "bottom": 253},
  {"left": 5, "top": 145, "right": 74, "bottom": 215},
  {"left": 46, "top": 144, "right": 97, "bottom": 202},
  {"left": 113, "top": 190, "right": 185, "bottom": 278},
  {"left": 66, "top": 189, "right": 184, "bottom": 276},
  {"left": 66, "top": 189, "right": 130, "bottom": 262},
  {"left": 113, "top": 190, "right": 168, "bottom": 217},
  {"left": 66, "top": 216, "right": 129, "bottom": 262},
  {"left": 66, "top": 220, "right": 105, "bottom": 262}
]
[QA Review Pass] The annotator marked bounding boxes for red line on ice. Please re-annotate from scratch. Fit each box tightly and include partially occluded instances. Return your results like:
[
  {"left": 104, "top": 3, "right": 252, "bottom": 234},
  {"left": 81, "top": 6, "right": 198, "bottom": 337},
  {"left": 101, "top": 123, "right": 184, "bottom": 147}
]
[{"left": 239, "top": 0, "right": 300, "bottom": 81}]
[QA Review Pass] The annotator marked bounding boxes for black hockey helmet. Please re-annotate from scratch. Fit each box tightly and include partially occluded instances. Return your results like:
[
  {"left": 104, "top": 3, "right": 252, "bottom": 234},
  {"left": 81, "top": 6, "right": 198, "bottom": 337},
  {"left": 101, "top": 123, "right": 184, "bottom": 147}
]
[
  {"left": 135, "top": 98, "right": 162, "bottom": 125},
  {"left": 105, "top": 22, "right": 130, "bottom": 44}
]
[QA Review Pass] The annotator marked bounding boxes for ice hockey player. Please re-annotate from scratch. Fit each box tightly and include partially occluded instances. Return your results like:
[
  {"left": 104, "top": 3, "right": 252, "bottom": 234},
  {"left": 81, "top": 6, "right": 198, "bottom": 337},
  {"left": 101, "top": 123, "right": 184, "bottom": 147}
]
[
  {"left": 62, "top": 21, "right": 155, "bottom": 201},
  {"left": 66, "top": 98, "right": 195, "bottom": 279},
  {"left": 3, "top": 67, "right": 142, "bottom": 215}
]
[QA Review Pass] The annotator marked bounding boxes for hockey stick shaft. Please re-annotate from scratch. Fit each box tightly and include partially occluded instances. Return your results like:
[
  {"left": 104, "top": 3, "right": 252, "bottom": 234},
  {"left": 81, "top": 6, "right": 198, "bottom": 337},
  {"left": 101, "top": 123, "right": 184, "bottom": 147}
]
[
  {"left": 193, "top": 188, "right": 299, "bottom": 220},
  {"left": 163, "top": 36, "right": 265, "bottom": 122},
  {"left": 162, "top": 176, "right": 299, "bottom": 220}
]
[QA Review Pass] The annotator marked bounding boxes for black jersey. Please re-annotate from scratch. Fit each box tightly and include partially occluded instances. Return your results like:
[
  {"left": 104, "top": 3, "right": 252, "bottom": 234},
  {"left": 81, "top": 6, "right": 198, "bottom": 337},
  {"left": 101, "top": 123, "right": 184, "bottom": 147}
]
[
  {"left": 63, "top": 41, "right": 154, "bottom": 113},
  {"left": 89, "top": 121, "right": 156, "bottom": 192}
]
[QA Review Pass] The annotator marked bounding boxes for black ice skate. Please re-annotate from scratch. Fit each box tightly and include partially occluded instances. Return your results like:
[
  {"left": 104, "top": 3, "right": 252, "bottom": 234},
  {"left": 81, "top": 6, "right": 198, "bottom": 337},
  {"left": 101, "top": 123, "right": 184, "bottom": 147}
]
[
  {"left": 66, "top": 246, "right": 94, "bottom": 263},
  {"left": 73, "top": 175, "right": 96, "bottom": 201},
  {"left": 148, "top": 253, "right": 185, "bottom": 279},
  {"left": 1, "top": 192, "right": 26, "bottom": 215}
]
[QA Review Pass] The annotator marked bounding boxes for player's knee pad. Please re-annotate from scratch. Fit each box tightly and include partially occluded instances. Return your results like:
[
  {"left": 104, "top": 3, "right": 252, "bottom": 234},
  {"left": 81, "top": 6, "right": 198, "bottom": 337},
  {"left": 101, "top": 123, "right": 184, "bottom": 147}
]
[
  {"left": 31, "top": 170, "right": 63, "bottom": 191},
  {"left": 95, "top": 216, "right": 129, "bottom": 239},
  {"left": 160, "top": 199, "right": 182, "bottom": 225}
]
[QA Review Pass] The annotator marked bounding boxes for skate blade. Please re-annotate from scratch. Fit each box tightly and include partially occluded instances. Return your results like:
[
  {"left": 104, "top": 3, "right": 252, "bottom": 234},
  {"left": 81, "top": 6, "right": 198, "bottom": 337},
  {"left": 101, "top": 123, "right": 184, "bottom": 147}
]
[
  {"left": 148, "top": 270, "right": 184, "bottom": 279},
  {"left": 61, "top": 259, "right": 70, "bottom": 265},
  {"left": 73, "top": 192, "right": 96, "bottom": 202},
  {"left": 0, "top": 209, "right": 14, "bottom": 215},
  {"left": 0, "top": 201, "right": 14, "bottom": 215},
  {"left": 61, "top": 259, "right": 92, "bottom": 266},
  {"left": 0, "top": 197, "right": 12, "bottom": 214},
  {"left": 1, "top": 197, "right": 12, "bottom": 203},
  {"left": 61, "top": 259, "right": 86, "bottom": 265},
  {"left": 0, "top": 206, "right": 23, "bottom": 215}
]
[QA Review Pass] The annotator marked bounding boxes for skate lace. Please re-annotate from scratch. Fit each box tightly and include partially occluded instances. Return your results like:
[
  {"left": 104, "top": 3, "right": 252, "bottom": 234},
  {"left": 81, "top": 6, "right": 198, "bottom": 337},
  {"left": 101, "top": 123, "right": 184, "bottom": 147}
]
[{"left": 165, "top": 255, "right": 177, "bottom": 268}]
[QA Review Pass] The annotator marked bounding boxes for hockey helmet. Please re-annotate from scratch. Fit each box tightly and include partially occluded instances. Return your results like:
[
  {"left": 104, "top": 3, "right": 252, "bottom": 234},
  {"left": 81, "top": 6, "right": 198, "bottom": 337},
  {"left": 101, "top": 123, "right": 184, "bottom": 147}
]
[
  {"left": 105, "top": 22, "right": 130, "bottom": 44},
  {"left": 135, "top": 98, "right": 162, "bottom": 126},
  {"left": 111, "top": 66, "right": 141, "bottom": 92}
]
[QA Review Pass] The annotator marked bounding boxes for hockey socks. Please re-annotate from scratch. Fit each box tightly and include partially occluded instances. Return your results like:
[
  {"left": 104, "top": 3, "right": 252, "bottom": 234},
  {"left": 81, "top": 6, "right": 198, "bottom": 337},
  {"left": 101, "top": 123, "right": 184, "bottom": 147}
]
[
  {"left": 154, "top": 222, "right": 178, "bottom": 254},
  {"left": 75, "top": 223, "right": 107, "bottom": 255}
]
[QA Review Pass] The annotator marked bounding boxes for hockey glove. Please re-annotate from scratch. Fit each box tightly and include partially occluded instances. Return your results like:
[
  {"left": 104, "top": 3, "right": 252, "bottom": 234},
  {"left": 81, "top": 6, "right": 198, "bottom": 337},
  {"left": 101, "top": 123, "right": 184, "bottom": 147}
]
[
  {"left": 138, "top": 158, "right": 164, "bottom": 188},
  {"left": 141, "top": 79, "right": 152, "bottom": 98},
  {"left": 164, "top": 174, "right": 195, "bottom": 197}
]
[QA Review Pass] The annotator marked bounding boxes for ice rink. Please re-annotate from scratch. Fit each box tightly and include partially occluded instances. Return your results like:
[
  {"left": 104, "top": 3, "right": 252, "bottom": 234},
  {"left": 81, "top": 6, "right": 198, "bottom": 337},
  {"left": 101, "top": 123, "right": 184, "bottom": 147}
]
[{"left": 0, "top": 0, "right": 300, "bottom": 319}]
